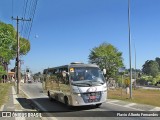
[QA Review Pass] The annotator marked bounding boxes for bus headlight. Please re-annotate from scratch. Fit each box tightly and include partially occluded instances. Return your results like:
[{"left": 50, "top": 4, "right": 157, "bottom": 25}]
[
  {"left": 73, "top": 93, "right": 81, "bottom": 96},
  {"left": 72, "top": 88, "right": 81, "bottom": 96}
]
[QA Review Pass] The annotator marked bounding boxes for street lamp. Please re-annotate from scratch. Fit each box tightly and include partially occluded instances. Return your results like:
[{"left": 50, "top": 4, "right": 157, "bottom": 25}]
[
  {"left": 128, "top": 0, "right": 132, "bottom": 99},
  {"left": 134, "top": 43, "right": 137, "bottom": 89}
]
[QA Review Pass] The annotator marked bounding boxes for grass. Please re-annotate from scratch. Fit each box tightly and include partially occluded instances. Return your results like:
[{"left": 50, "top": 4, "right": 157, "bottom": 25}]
[
  {"left": 108, "top": 88, "right": 160, "bottom": 107},
  {"left": 0, "top": 83, "right": 12, "bottom": 108}
]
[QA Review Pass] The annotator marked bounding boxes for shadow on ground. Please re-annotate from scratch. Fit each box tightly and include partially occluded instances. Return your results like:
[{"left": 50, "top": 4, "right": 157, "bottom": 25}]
[
  {"left": 16, "top": 97, "right": 104, "bottom": 117},
  {"left": 16, "top": 97, "right": 99, "bottom": 111}
]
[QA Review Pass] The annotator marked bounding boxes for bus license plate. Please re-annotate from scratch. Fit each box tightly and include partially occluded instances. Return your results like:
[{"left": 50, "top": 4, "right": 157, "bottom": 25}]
[{"left": 89, "top": 96, "right": 96, "bottom": 100}]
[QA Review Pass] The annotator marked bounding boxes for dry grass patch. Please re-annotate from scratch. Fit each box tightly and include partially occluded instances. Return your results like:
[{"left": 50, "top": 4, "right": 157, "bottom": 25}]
[
  {"left": 0, "top": 83, "right": 12, "bottom": 108},
  {"left": 108, "top": 88, "right": 160, "bottom": 107}
]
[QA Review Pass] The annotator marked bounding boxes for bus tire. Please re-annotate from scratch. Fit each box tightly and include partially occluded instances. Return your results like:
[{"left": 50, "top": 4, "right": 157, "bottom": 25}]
[
  {"left": 48, "top": 91, "right": 53, "bottom": 101},
  {"left": 64, "top": 96, "right": 69, "bottom": 106},
  {"left": 95, "top": 103, "right": 102, "bottom": 108},
  {"left": 64, "top": 96, "right": 73, "bottom": 109}
]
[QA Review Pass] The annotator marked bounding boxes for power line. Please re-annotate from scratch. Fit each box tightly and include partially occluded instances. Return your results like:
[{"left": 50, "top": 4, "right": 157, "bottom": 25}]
[
  {"left": 11, "top": 0, "right": 14, "bottom": 26},
  {"left": 21, "top": 0, "right": 29, "bottom": 37},
  {"left": 23, "top": 0, "right": 34, "bottom": 38},
  {"left": 21, "top": 0, "right": 26, "bottom": 17},
  {"left": 27, "top": 0, "right": 38, "bottom": 40},
  {"left": 21, "top": 0, "right": 38, "bottom": 39}
]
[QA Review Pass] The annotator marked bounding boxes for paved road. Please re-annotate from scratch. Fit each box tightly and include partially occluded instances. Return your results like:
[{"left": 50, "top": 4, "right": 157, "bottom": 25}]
[{"left": 20, "top": 82, "right": 160, "bottom": 120}]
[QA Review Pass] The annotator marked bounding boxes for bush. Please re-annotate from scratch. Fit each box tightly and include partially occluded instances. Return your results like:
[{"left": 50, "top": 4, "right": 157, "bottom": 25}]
[
  {"left": 152, "top": 78, "right": 157, "bottom": 85},
  {"left": 136, "top": 79, "right": 148, "bottom": 85}
]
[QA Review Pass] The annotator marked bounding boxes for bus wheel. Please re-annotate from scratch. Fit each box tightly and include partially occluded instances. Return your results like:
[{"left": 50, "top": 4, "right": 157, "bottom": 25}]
[
  {"left": 64, "top": 96, "right": 69, "bottom": 106},
  {"left": 95, "top": 103, "right": 102, "bottom": 108},
  {"left": 48, "top": 91, "right": 53, "bottom": 101},
  {"left": 64, "top": 97, "right": 74, "bottom": 109}
]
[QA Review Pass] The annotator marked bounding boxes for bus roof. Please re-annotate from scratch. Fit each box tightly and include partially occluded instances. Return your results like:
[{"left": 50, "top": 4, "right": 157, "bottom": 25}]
[
  {"left": 69, "top": 63, "right": 98, "bottom": 68},
  {"left": 43, "top": 63, "right": 99, "bottom": 72}
]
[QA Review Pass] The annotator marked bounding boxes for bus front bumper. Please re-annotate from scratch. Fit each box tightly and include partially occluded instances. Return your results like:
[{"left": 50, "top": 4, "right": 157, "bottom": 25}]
[{"left": 70, "top": 91, "right": 107, "bottom": 106}]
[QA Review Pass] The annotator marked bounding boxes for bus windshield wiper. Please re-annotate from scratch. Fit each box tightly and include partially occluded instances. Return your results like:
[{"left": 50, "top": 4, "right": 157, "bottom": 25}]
[
  {"left": 71, "top": 82, "right": 91, "bottom": 87},
  {"left": 91, "top": 80, "right": 105, "bottom": 85},
  {"left": 82, "top": 81, "right": 92, "bottom": 86}
]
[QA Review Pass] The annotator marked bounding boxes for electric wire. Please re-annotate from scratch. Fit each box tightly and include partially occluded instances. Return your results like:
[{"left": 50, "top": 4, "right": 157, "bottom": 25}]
[
  {"left": 22, "top": 0, "right": 38, "bottom": 40},
  {"left": 27, "top": 0, "right": 38, "bottom": 40},
  {"left": 11, "top": 0, "right": 14, "bottom": 26},
  {"left": 21, "top": 0, "right": 29, "bottom": 38},
  {"left": 23, "top": 0, "right": 35, "bottom": 39}
]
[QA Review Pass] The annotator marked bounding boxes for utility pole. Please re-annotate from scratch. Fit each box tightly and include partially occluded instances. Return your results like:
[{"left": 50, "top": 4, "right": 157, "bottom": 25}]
[
  {"left": 12, "top": 16, "right": 31, "bottom": 94},
  {"left": 128, "top": 0, "right": 132, "bottom": 99},
  {"left": 134, "top": 43, "right": 137, "bottom": 88}
]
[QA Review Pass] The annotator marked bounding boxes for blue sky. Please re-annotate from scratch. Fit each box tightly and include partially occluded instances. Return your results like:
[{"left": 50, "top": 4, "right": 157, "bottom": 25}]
[{"left": 1, "top": 0, "right": 160, "bottom": 73}]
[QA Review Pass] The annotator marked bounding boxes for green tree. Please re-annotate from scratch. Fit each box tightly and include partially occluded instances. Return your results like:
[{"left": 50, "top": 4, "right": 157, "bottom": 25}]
[
  {"left": 155, "top": 57, "right": 160, "bottom": 71},
  {"left": 0, "top": 21, "right": 30, "bottom": 71},
  {"left": 0, "top": 21, "right": 16, "bottom": 63},
  {"left": 89, "top": 42, "right": 123, "bottom": 80},
  {"left": 20, "top": 37, "right": 30, "bottom": 55},
  {"left": 12, "top": 37, "right": 30, "bottom": 56},
  {"left": 142, "top": 60, "right": 159, "bottom": 78}
]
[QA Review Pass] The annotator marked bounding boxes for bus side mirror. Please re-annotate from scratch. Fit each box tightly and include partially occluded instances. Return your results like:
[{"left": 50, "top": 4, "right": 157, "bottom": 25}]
[
  {"left": 103, "top": 69, "right": 106, "bottom": 75},
  {"left": 62, "top": 71, "right": 67, "bottom": 77},
  {"left": 62, "top": 71, "right": 69, "bottom": 79}
]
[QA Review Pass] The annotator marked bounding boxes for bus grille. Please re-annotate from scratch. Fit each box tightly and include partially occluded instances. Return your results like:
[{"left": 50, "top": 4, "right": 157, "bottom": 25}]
[{"left": 81, "top": 92, "right": 102, "bottom": 103}]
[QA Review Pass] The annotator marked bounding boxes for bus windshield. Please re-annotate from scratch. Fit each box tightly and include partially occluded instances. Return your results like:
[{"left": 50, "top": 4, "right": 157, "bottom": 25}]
[{"left": 69, "top": 67, "right": 106, "bottom": 85}]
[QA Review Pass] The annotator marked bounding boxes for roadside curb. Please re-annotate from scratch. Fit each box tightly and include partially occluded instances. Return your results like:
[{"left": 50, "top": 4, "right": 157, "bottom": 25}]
[
  {"left": 106, "top": 99, "right": 142, "bottom": 111},
  {"left": 0, "top": 85, "right": 19, "bottom": 111},
  {"left": 107, "top": 99, "right": 160, "bottom": 111}
]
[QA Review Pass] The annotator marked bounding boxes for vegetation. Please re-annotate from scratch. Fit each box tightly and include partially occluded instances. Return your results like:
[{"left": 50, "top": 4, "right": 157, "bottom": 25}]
[
  {"left": 0, "top": 83, "right": 12, "bottom": 107},
  {"left": 155, "top": 57, "right": 160, "bottom": 71},
  {"left": 0, "top": 22, "right": 16, "bottom": 64},
  {"left": 142, "top": 60, "right": 159, "bottom": 78},
  {"left": 0, "top": 21, "right": 30, "bottom": 74},
  {"left": 139, "top": 57, "right": 160, "bottom": 85},
  {"left": 137, "top": 74, "right": 160, "bottom": 85},
  {"left": 108, "top": 88, "right": 160, "bottom": 107},
  {"left": 89, "top": 42, "right": 124, "bottom": 81}
]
